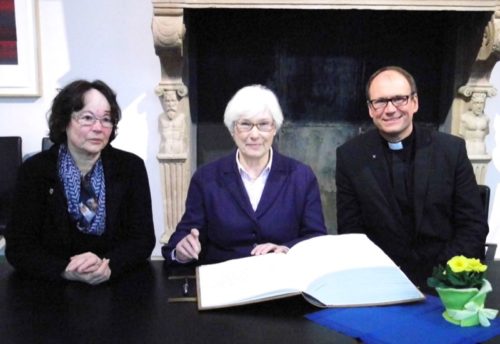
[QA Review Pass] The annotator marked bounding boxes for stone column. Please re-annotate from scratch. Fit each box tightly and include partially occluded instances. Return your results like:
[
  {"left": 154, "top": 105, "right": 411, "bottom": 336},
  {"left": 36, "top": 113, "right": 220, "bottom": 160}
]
[
  {"left": 152, "top": 7, "right": 190, "bottom": 243},
  {"left": 453, "top": 11, "right": 500, "bottom": 184}
]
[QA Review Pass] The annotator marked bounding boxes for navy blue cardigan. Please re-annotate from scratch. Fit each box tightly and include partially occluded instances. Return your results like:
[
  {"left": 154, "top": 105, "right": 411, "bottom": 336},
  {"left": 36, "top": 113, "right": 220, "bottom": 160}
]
[{"left": 162, "top": 150, "right": 327, "bottom": 265}]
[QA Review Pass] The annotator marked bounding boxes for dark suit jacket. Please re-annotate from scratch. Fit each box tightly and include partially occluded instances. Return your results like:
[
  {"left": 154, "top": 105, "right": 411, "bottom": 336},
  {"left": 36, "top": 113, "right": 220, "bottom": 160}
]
[
  {"left": 162, "top": 150, "right": 327, "bottom": 264},
  {"left": 336, "top": 125, "right": 488, "bottom": 286},
  {"left": 5, "top": 144, "right": 156, "bottom": 281}
]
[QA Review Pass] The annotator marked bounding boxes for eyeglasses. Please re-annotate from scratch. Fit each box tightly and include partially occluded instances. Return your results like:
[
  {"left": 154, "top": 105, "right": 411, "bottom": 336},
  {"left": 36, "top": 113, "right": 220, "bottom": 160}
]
[
  {"left": 235, "top": 120, "right": 275, "bottom": 132},
  {"left": 367, "top": 93, "right": 416, "bottom": 111},
  {"left": 74, "top": 112, "right": 114, "bottom": 128}
]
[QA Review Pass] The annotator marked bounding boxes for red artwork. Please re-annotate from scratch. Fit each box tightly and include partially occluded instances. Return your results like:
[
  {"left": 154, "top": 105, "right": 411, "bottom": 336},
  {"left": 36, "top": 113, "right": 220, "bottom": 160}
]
[{"left": 0, "top": 0, "right": 17, "bottom": 64}]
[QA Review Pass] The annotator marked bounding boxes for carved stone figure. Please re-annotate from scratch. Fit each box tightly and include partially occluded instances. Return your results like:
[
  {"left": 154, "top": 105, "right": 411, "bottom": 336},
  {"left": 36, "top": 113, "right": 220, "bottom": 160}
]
[
  {"left": 459, "top": 92, "right": 489, "bottom": 156},
  {"left": 158, "top": 89, "right": 187, "bottom": 158}
]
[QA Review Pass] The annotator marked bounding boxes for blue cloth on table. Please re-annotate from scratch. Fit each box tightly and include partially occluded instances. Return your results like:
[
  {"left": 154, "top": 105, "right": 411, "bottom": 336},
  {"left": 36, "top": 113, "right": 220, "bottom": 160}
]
[{"left": 305, "top": 295, "right": 500, "bottom": 344}]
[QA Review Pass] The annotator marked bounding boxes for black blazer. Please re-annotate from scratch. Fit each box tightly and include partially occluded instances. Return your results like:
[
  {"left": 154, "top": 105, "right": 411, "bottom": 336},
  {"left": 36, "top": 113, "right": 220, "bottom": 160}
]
[
  {"left": 5, "top": 144, "right": 156, "bottom": 281},
  {"left": 336, "top": 125, "right": 488, "bottom": 285}
]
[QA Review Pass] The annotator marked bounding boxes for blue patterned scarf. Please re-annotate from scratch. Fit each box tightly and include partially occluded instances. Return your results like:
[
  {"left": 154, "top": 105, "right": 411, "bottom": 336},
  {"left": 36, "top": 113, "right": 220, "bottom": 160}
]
[{"left": 58, "top": 144, "right": 106, "bottom": 235}]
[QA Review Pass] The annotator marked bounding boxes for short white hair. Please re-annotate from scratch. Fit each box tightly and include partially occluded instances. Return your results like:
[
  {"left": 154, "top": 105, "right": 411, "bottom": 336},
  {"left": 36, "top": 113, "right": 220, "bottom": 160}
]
[{"left": 223, "top": 85, "right": 284, "bottom": 133}]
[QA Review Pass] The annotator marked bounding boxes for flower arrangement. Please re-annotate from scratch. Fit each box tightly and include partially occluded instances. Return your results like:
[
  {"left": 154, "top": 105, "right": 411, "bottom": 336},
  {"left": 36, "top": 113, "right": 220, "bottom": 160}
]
[
  {"left": 427, "top": 255, "right": 487, "bottom": 289},
  {"left": 427, "top": 255, "right": 498, "bottom": 327}
]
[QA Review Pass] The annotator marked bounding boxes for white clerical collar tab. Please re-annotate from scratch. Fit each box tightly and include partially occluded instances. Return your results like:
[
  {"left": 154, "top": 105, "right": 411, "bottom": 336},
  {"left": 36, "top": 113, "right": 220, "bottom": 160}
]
[{"left": 388, "top": 141, "right": 403, "bottom": 150}]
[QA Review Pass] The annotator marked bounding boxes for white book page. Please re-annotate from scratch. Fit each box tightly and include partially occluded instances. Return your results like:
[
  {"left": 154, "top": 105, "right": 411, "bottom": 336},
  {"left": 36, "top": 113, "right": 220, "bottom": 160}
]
[
  {"left": 303, "top": 266, "right": 424, "bottom": 307},
  {"left": 287, "top": 234, "right": 423, "bottom": 306},
  {"left": 197, "top": 252, "right": 299, "bottom": 309},
  {"left": 286, "top": 234, "right": 396, "bottom": 290}
]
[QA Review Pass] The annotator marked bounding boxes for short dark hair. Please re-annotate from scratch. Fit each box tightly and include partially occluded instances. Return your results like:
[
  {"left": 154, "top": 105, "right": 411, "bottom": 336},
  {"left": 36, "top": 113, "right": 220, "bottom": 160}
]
[
  {"left": 48, "top": 79, "right": 121, "bottom": 144},
  {"left": 365, "top": 66, "right": 418, "bottom": 100}
]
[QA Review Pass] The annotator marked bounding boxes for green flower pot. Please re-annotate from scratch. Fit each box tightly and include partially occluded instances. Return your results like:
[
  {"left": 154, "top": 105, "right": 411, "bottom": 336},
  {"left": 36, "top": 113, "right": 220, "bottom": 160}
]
[{"left": 436, "top": 286, "right": 486, "bottom": 327}]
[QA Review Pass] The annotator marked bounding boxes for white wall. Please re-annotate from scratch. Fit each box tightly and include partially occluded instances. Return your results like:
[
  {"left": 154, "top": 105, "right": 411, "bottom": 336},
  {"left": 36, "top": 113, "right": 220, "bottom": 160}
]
[{"left": 1, "top": 1, "right": 499, "bottom": 259}]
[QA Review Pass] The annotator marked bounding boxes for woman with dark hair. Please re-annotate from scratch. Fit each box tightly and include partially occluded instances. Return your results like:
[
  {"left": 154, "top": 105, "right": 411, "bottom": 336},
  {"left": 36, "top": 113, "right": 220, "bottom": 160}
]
[{"left": 5, "top": 80, "right": 155, "bottom": 284}]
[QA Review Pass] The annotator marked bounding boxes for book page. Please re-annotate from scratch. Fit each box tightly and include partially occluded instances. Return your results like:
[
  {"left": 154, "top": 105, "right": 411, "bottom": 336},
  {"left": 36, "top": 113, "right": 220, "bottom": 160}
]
[
  {"left": 287, "top": 234, "right": 424, "bottom": 306},
  {"left": 303, "top": 266, "right": 424, "bottom": 307},
  {"left": 286, "top": 234, "right": 396, "bottom": 289},
  {"left": 197, "top": 252, "right": 300, "bottom": 309}
]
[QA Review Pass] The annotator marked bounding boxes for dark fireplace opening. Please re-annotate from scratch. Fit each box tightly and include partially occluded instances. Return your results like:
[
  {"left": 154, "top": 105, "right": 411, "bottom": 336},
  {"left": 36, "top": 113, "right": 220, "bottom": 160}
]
[{"left": 186, "top": 9, "right": 490, "bottom": 231}]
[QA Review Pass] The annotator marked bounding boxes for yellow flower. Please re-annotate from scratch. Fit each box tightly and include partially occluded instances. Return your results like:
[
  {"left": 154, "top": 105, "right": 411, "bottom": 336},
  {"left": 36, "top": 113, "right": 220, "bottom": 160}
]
[
  {"left": 448, "top": 255, "right": 469, "bottom": 273},
  {"left": 429, "top": 255, "right": 488, "bottom": 289},
  {"left": 467, "top": 258, "right": 487, "bottom": 273}
]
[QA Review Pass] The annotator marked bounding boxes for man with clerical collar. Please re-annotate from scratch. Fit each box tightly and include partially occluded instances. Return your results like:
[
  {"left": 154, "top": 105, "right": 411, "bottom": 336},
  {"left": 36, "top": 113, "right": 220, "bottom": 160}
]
[{"left": 335, "top": 66, "right": 488, "bottom": 288}]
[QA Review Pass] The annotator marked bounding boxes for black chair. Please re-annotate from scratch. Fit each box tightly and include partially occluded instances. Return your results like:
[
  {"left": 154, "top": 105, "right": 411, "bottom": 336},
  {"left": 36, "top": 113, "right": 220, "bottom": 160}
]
[
  {"left": 478, "top": 185, "right": 497, "bottom": 263},
  {"left": 0, "top": 136, "right": 22, "bottom": 236},
  {"left": 41, "top": 137, "right": 54, "bottom": 151}
]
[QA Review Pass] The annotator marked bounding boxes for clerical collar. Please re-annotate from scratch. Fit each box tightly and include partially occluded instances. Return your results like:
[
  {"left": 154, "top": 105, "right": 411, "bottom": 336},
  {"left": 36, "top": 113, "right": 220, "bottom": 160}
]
[
  {"left": 388, "top": 141, "right": 403, "bottom": 150},
  {"left": 385, "top": 130, "right": 415, "bottom": 151}
]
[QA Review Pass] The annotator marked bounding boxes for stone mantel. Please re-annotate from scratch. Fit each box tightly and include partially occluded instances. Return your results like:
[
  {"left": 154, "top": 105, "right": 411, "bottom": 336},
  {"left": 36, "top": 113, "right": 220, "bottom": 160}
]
[
  {"left": 152, "top": 0, "right": 500, "bottom": 241},
  {"left": 153, "top": 0, "right": 498, "bottom": 11}
]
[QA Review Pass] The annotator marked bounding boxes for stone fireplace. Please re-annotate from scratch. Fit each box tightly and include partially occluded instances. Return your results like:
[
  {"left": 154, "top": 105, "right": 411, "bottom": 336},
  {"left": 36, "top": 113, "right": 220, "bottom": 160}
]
[{"left": 152, "top": 0, "right": 500, "bottom": 242}]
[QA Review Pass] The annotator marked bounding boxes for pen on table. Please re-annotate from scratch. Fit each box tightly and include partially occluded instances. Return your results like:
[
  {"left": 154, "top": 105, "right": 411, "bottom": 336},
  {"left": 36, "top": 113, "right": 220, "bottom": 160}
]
[{"left": 183, "top": 277, "right": 189, "bottom": 296}]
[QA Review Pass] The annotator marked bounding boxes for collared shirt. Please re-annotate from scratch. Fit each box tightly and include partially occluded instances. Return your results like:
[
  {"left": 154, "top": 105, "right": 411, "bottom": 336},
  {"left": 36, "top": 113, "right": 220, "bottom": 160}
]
[
  {"left": 236, "top": 148, "right": 273, "bottom": 211},
  {"left": 382, "top": 129, "right": 415, "bottom": 189},
  {"left": 381, "top": 129, "right": 416, "bottom": 235}
]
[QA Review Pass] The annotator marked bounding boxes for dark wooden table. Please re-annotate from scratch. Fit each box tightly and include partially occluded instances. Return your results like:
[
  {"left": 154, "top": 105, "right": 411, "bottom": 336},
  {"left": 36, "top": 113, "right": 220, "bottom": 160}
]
[{"left": 0, "top": 260, "right": 498, "bottom": 344}]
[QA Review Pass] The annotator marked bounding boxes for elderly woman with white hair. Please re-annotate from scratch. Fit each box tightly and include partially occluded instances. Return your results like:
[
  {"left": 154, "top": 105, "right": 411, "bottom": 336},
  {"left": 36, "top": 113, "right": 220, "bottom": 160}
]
[{"left": 162, "top": 85, "right": 326, "bottom": 265}]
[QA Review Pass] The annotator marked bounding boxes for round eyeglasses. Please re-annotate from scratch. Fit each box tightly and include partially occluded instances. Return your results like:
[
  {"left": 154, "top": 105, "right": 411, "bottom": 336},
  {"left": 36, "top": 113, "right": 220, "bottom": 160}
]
[{"left": 74, "top": 112, "right": 114, "bottom": 128}]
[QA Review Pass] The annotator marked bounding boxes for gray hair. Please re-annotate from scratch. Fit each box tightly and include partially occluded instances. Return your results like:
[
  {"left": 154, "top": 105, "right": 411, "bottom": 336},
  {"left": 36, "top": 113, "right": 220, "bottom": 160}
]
[{"left": 223, "top": 85, "right": 284, "bottom": 133}]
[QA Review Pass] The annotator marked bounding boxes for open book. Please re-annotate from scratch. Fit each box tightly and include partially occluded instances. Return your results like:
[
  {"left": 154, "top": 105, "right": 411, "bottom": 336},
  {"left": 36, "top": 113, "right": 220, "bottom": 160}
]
[{"left": 196, "top": 234, "right": 425, "bottom": 310}]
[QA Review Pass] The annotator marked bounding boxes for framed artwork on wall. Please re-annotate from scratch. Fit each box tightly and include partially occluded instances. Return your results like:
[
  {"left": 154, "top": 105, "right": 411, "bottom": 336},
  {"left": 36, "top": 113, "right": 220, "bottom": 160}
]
[{"left": 0, "top": 0, "right": 41, "bottom": 97}]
